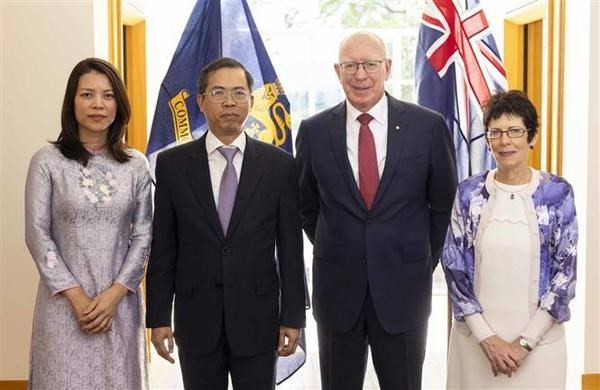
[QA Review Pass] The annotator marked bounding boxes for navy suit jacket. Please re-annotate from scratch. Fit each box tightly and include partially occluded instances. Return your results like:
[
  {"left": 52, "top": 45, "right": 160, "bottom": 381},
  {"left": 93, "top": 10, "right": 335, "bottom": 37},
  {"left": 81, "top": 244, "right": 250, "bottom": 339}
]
[
  {"left": 296, "top": 94, "right": 457, "bottom": 333},
  {"left": 146, "top": 133, "right": 306, "bottom": 356}
]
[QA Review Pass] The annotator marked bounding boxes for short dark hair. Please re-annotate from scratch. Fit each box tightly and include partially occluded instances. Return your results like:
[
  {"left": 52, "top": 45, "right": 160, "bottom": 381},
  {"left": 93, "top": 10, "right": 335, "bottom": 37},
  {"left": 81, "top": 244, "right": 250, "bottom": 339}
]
[
  {"left": 196, "top": 57, "right": 253, "bottom": 95},
  {"left": 54, "top": 57, "right": 131, "bottom": 166},
  {"left": 482, "top": 90, "right": 539, "bottom": 143}
]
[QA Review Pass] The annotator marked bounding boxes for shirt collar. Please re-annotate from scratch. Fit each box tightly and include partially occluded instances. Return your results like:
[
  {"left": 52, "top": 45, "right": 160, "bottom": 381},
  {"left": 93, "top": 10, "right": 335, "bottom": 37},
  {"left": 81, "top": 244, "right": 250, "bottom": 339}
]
[
  {"left": 206, "top": 129, "right": 247, "bottom": 156},
  {"left": 346, "top": 94, "right": 388, "bottom": 126}
]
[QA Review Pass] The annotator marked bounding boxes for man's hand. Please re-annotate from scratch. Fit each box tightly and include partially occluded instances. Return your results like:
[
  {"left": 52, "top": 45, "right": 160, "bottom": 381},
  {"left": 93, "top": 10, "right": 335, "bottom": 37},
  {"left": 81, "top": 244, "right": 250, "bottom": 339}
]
[
  {"left": 480, "top": 335, "right": 523, "bottom": 377},
  {"left": 277, "top": 326, "right": 300, "bottom": 357},
  {"left": 81, "top": 284, "right": 128, "bottom": 334},
  {"left": 151, "top": 326, "right": 175, "bottom": 363}
]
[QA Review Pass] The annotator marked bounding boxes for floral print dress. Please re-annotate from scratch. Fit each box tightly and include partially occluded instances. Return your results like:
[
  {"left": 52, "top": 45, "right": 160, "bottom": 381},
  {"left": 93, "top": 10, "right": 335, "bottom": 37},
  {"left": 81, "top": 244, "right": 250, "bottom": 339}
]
[{"left": 25, "top": 145, "right": 152, "bottom": 389}]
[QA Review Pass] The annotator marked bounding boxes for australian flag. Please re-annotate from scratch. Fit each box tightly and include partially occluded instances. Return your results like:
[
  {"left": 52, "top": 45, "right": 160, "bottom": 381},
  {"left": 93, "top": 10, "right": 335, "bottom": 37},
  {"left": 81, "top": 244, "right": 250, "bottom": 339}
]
[
  {"left": 415, "top": 0, "right": 507, "bottom": 181},
  {"left": 146, "top": 0, "right": 293, "bottom": 176},
  {"left": 146, "top": 0, "right": 304, "bottom": 384}
]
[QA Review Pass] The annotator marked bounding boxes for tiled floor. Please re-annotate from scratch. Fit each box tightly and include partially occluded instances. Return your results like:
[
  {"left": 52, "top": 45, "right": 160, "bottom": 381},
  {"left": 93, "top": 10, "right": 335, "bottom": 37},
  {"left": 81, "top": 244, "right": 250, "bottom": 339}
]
[{"left": 148, "top": 269, "right": 449, "bottom": 390}]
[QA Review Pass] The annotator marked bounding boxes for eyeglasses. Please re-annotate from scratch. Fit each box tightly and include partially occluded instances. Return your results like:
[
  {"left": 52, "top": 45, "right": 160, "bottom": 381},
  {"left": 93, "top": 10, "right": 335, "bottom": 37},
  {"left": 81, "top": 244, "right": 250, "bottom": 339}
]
[
  {"left": 202, "top": 88, "right": 251, "bottom": 103},
  {"left": 338, "top": 60, "right": 385, "bottom": 75},
  {"left": 486, "top": 127, "right": 529, "bottom": 140}
]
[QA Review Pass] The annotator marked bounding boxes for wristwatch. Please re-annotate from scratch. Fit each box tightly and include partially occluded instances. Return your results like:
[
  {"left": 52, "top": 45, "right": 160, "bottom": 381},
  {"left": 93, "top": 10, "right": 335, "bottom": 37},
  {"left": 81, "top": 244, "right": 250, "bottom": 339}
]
[{"left": 518, "top": 336, "right": 533, "bottom": 352}]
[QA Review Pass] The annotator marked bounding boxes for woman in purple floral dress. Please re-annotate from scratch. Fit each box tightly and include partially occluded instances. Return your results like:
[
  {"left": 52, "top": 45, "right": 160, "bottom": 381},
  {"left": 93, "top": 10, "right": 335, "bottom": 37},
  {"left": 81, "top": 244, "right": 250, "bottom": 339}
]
[
  {"left": 25, "top": 58, "right": 152, "bottom": 389},
  {"left": 442, "top": 90, "right": 577, "bottom": 389}
]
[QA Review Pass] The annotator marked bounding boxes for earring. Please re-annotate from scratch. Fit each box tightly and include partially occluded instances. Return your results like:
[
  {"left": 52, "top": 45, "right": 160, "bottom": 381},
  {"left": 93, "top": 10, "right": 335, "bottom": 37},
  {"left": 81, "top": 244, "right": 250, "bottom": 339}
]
[{"left": 529, "top": 145, "right": 534, "bottom": 150}]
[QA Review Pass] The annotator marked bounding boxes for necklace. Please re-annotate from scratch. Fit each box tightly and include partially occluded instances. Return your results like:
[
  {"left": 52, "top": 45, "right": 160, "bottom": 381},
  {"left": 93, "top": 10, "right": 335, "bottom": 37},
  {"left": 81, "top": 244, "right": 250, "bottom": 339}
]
[
  {"left": 494, "top": 180, "right": 528, "bottom": 200},
  {"left": 493, "top": 169, "right": 532, "bottom": 199}
]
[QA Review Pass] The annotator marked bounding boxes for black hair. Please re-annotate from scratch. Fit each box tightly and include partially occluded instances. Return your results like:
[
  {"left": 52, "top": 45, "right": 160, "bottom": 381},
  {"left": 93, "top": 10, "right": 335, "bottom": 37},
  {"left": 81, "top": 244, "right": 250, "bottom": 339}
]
[
  {"left": 483, "top": 90, "right": 539, "bottom": 143},
  {"left": 54, "top": 57, "right": 131, "bottom": 165}
]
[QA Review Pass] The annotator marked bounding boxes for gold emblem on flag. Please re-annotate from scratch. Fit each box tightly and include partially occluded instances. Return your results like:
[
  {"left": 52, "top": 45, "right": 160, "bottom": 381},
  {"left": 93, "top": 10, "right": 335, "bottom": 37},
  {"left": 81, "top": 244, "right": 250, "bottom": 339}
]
[
  {"left": 169, "top": 89, "right": 193, "bottom": 144},
  {"left": 244, "top": 80, "right": 291, "bottom": 147}
]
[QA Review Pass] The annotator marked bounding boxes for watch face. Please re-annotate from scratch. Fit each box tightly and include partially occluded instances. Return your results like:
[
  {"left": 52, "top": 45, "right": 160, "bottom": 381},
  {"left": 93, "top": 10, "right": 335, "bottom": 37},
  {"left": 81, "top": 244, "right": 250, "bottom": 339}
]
[{"left": 519, "top": 338, "right": 531, "bottom": 350}]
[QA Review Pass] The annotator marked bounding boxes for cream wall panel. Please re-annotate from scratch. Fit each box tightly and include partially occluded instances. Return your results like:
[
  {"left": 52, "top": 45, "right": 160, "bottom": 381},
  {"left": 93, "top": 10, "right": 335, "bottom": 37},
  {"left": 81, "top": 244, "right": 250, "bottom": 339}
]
[
  {"left": 583, "top": 0, "right": 600, "bottom": 375},
  {"left": 562, "top": 0, "right": 592, "bottom": 383},
  {"left": 1, "top": 1, "right": 100, "bottom": 379}
]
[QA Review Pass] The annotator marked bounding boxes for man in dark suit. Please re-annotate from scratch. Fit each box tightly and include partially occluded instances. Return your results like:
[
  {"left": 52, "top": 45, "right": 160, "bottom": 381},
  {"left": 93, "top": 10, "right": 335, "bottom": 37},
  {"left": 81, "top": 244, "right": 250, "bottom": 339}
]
[
  {"left": 146, "top": 57, "right": 306, "bottom": 390},
  {"left": 296, "top": 32, "right": 457, "bottom": 389}
]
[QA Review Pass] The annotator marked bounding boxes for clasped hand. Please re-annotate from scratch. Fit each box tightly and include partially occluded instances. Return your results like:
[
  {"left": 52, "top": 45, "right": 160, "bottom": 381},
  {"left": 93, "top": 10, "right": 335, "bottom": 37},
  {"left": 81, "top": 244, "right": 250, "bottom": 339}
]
[
  {"left": 480, "top": 335, "right": 529, "bottom": 377},
  {"left": 63, "top": 284, "right": 128, "bottom": 334}
]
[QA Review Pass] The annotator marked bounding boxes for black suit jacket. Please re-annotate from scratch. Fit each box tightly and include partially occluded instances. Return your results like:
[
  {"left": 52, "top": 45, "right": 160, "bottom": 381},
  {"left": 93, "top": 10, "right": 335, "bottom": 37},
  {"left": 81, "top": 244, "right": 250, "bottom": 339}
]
[
  {"left": 146, "top": 133, "right": 306, "bottom": 356},
  {"left": 296, "top": 95, "right": 457, "bottom": 334}
]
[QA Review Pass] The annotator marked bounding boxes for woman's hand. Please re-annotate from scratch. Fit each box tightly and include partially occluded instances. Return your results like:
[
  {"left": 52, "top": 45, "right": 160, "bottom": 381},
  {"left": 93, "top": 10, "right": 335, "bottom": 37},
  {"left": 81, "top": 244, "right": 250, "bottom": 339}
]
[
  {"left": 63, "top": 286, "right": 93, "bottom": 325},
  {"left": 509, "top": 337, "right": 530, "bottom": 362},
  {"left": 480, "top": 335, "right": 525, "bottom": 377},
  {"left": 81, "top": 284, "right": 129, "bottom": 334}
]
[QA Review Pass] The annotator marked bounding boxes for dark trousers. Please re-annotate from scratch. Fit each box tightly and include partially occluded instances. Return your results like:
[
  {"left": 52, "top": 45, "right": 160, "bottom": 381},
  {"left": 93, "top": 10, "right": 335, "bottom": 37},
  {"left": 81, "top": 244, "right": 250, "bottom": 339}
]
[
  {"left": 178, "top": 325, "right": 277, "bottom": 390},
  {"left": 317, "top": 289, "right": 428, "bottom": 390}
]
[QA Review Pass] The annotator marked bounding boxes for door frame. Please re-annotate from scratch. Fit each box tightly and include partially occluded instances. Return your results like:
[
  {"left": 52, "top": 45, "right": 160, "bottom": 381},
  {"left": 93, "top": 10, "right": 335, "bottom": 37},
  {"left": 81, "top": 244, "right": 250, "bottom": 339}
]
[{"left": 503, "top": 0, "right": 565, "bottom": 175}]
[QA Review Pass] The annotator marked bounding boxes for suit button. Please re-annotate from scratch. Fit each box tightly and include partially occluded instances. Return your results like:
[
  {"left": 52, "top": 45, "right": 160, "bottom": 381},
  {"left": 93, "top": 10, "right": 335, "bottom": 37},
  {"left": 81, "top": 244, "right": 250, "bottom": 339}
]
[
  {"left": 214, "top": 283, "right": 223, "bottom": 290},
  {"left": 222, "top": 247, "right": 231, "bottom": 256}
]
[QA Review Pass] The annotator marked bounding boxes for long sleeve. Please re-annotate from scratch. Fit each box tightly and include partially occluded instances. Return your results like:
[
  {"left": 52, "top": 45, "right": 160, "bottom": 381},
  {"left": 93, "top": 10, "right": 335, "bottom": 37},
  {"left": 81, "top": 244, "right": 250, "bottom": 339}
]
[
  {"left": 295, "top": 121, "right": 319, "bottom": 243},
  {"left": 145, "top": 152, "right": 177, "bottom": 328},
  {"left": 539, "top": 182, "right": 578, "bottom": 323},
  {"left": 427, "top": 115, "right": 458, "bottom": 269},
  {"left": 114, "top": 156, "right": 153, "bottom": 291},
  {"left": 441, "top": 190, "right": 484, "bottom": 321},
  {"left": 465, "top": 312, "right": 495, "bottom": 342},
  {"left": 276, "top": 156, "right": 306, "bottom": 329},
  {"left": 520, "top": 308, "right": 555, "bottom": 346},
  {"left": 25, "top": 148, "right": 80, "bottom": 295}
]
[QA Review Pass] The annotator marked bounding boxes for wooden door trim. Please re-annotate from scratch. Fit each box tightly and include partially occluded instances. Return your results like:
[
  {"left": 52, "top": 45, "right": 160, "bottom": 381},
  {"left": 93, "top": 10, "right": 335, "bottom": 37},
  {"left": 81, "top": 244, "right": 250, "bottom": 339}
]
[
  {"left": 107, "top": 0, "right": 147, "bottom": 153},
  {"left": 503, "top": 0, "right": 564, "bottom": 175}
]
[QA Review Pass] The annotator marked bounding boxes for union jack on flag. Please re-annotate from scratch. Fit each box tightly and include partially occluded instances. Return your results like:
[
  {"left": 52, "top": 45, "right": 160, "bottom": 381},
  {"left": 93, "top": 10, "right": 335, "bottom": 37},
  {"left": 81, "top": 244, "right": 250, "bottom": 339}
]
[{"left": 415, "top": 0, "right": 507, "bottom": 181}]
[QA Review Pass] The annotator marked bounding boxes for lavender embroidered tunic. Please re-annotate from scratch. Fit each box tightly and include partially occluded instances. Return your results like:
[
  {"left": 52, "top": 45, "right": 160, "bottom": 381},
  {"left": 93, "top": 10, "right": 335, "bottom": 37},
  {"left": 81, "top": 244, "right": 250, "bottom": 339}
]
[{"left": 25, "top": 145, "right": 152, "bottom": 390}]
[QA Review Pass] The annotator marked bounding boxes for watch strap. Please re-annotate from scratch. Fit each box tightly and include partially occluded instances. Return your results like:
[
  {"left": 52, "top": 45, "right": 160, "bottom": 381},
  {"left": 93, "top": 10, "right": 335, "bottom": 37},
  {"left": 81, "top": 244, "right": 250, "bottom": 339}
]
[{"left": 519, "top": 336, "right": 533, "bottom": 351}]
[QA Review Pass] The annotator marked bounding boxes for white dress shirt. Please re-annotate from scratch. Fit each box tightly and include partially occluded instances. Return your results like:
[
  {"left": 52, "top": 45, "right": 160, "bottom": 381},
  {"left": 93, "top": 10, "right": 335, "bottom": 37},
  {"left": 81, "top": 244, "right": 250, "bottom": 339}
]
[
  {"left": 345, "top": 95, "right": 388, "bottom": 183},
  {"left": 205, "top": 130, "right": 246, "bottom": 208}
]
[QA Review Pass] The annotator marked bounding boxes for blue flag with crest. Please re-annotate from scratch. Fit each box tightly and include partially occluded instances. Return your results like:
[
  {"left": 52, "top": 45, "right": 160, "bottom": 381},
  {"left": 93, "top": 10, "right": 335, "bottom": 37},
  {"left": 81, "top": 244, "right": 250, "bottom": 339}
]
[
  {"left": 147, "top": 0, "right": 293, "bottom": 175},
  {"left": 146, "top": 0, "right": 305, "bottom": 384}
]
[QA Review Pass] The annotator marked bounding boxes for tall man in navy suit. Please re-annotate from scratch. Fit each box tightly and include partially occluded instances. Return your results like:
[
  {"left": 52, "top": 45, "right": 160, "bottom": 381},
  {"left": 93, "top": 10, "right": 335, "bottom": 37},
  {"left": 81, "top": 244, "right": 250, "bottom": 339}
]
[
  {"left": 146, "top": 58, "right": 306, "bottom": 390},
  {"left": 296, "top": 32, "right": 457, "bottom": 389}
]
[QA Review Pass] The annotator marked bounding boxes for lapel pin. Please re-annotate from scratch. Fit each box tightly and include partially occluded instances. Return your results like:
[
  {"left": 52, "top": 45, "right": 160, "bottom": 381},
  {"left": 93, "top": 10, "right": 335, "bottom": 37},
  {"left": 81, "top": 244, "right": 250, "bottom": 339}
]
[{"left": 395, "top": 125, "right": 400, "bottom": 130}]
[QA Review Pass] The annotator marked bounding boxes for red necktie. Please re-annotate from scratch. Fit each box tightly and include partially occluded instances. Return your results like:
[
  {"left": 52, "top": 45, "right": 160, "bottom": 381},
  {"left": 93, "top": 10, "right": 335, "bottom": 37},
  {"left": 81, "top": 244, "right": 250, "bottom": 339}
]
[{"left": 357, "top": 113, "right": 379, "bottom": 209}]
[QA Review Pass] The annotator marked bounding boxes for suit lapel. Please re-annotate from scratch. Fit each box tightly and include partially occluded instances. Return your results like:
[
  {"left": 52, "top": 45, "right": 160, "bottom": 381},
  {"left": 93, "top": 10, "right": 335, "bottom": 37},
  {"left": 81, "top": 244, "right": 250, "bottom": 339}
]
[
  {"left": 329, "top": 102, "right": 366, "bottom": 209},
  {"left": 372, "top": 96, "right": 407, "bottom": 209},
  {"left": 186, "top": 135, "right": 225, "bottom": 242},
  {"left": 226, "top": 135, "right": 265, "bottom": 238}
]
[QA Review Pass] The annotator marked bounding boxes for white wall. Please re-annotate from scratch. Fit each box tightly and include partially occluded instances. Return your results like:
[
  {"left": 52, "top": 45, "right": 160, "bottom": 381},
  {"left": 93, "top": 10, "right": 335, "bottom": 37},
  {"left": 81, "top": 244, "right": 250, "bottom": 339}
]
[
  {"left": 0, "top": 1, "right": 106, "bottom": 379},
  {"left": 583, "top": 0, "right": 600, "bottom": 375},
  {"left": 562, "top": 0, "right": 595, "bottom": 382}
]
